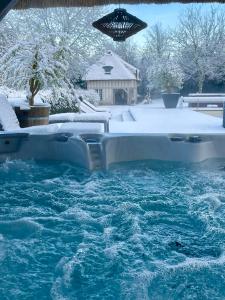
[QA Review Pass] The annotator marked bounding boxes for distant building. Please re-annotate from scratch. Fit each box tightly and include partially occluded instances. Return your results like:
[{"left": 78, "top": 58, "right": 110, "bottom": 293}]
[{"left": 84, "top": 51, "right": 140, "bottom": 105}]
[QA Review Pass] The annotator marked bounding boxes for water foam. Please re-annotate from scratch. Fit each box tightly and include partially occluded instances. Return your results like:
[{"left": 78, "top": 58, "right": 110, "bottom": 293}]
[{"left": 1, "top": 159, "right": 225, "bottom": 299}]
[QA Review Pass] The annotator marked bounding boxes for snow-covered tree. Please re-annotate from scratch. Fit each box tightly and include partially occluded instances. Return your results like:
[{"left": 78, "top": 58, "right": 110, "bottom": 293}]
[
  {"left": 142, "top": 24, "right": 172, "bottom": 95},
  {"left": 0, "top": 36, "right": 75, "bottom": 106},
  {"left": 143, "top": 24, "right": 172, "bottom": 62},
  {"left": 148, "top": 56, "right": 184, "bottom": 92},
  {"left": 175, "top": 6, "right": 225, "bottom": 92},
  {"left": 2, "top": 7, "right": 108, "bottom": 83},
  {"left": 0, "top": 19, "right": 17, "bottom": 57},
  {"left": 143, "top": 24, "right": 181, "bottom": 93}
]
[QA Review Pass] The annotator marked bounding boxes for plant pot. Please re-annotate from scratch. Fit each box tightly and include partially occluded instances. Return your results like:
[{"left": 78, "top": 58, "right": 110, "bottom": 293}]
[
  {"left": 15, "top": 104, "right": 50, "bottom": 127},
  {"left": 162, "top": 93, "right": 180, "bottom": 109}
]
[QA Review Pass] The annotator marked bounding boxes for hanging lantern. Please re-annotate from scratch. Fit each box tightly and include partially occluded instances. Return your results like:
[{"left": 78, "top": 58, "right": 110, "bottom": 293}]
[{"left": 92, "top": 8, "right": 147, "bottom": 42}]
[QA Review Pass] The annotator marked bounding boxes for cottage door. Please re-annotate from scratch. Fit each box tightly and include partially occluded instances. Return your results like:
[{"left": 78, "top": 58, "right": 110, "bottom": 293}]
[{"left": 114, "top": 89, "right": 128, "bottom": 105}]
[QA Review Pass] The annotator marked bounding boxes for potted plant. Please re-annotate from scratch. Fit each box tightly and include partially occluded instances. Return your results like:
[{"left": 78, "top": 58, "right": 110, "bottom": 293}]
[
  {"left": 148, "top": 57, "right": 184, "bottom": 108},
  {"left": 0, "top": 36, "right": 74, "bottom": 126}
]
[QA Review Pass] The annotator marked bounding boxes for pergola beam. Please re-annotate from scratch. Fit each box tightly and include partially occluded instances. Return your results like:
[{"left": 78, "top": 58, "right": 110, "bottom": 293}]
[
  {"left": 0, "top": 0, "right": 19, "bottom": 21},
  {"left": 13, "top": 0, "right": 225, "bottom": 9},
  {"left": 1, "top": 0, "right": 225, "bottom": 21}
]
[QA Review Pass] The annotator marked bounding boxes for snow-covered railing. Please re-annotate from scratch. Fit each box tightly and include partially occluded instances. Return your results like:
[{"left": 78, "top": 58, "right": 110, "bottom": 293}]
[
  {"left": 189, "top": 93, "right": 225, "bottom": 97},
  {"left": 182, "top": 96, "right": 225, "bottom": 108}
]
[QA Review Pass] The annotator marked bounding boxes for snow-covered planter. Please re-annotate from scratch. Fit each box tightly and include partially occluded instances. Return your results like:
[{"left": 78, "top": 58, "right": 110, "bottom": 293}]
[{"left": 161, "top": 93, "right": 180, "bottom": 108}]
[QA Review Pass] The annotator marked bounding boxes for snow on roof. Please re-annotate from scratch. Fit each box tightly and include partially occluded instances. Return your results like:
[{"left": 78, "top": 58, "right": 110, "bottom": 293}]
[{"left": 84, "top": 51, "right": 139, "bottom": 81}]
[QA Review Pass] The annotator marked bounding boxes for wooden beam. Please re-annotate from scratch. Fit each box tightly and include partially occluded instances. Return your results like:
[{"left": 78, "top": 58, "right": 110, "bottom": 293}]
[
  {"left": 14, "top": 0, "right": 225, "bottom": 9},
  {"left": 0, "top": 0, "right": 19, "bottom": 21}
]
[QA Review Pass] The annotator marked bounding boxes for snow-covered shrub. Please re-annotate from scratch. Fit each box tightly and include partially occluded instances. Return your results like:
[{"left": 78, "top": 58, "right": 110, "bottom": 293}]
[
  {"left": 39, "top": 88, "right": 79, "bottom": 114},
  {"left": 0, "top": 86, "right": 21, "bottom": 98},
  {"left": 0, "top": 36, "right": 78, "bottom": 108},
  {"left": 39, "top": 89, "right": 100, "bottom": 114},
  {"left": 148, "top": 57, "right": 184, "bottom": 93},
  {"left": 76, "top": 89, "right": 100, "bottom": 105}
]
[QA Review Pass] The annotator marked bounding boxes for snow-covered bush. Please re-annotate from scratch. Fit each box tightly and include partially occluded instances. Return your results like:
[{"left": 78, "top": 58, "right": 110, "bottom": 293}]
[
  {"left": 0, "top": 86, "right": 21, "bottom": 98},
  {"left": 39, "top": 89, "right": 100, "bottom": 114},
  {"left": 0, "top": 85, "right": 99, "bottom": 114},
  {"left": 0, "top": 36, "right": 77, "bottom": 107},
  {"left": 148, "top": 57, "right": 184, "bottom": 93},
  {"left": 39, "top": 88, "right": 79, "bottom": 114},
  {"left": 76, "top": 89, "right": 100, "bottom": 105}
]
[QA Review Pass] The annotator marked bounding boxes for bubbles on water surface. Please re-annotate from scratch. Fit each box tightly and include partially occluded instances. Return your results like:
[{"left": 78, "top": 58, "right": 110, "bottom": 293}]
[{"left": 0, "top": 159, "right": 225, "bottom": 299}]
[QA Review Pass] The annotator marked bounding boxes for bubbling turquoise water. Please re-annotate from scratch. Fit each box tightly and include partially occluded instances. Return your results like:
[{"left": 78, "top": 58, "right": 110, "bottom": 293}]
[{"left": 1, "top": 159, "right": 225, "bottom": 299}]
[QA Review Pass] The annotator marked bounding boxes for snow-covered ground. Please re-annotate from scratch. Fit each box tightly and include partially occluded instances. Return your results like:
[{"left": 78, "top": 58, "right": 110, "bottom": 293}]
[
  {"left": 104, "top": 99, "right": 224, "bottom": 134},
  {"left": 1, "top": 95, "right": 224, "bottom": 135}
]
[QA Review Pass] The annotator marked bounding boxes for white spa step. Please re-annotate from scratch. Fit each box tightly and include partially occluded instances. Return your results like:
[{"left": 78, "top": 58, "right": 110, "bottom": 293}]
[{"left": 87, "top": 142, "right": 103, "bottom": 170}]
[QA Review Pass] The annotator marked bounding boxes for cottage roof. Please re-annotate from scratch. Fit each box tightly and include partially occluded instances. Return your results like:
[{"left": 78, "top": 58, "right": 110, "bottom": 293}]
[{"left": 84, "top": 51, "right": 139, "bottom": 81}]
